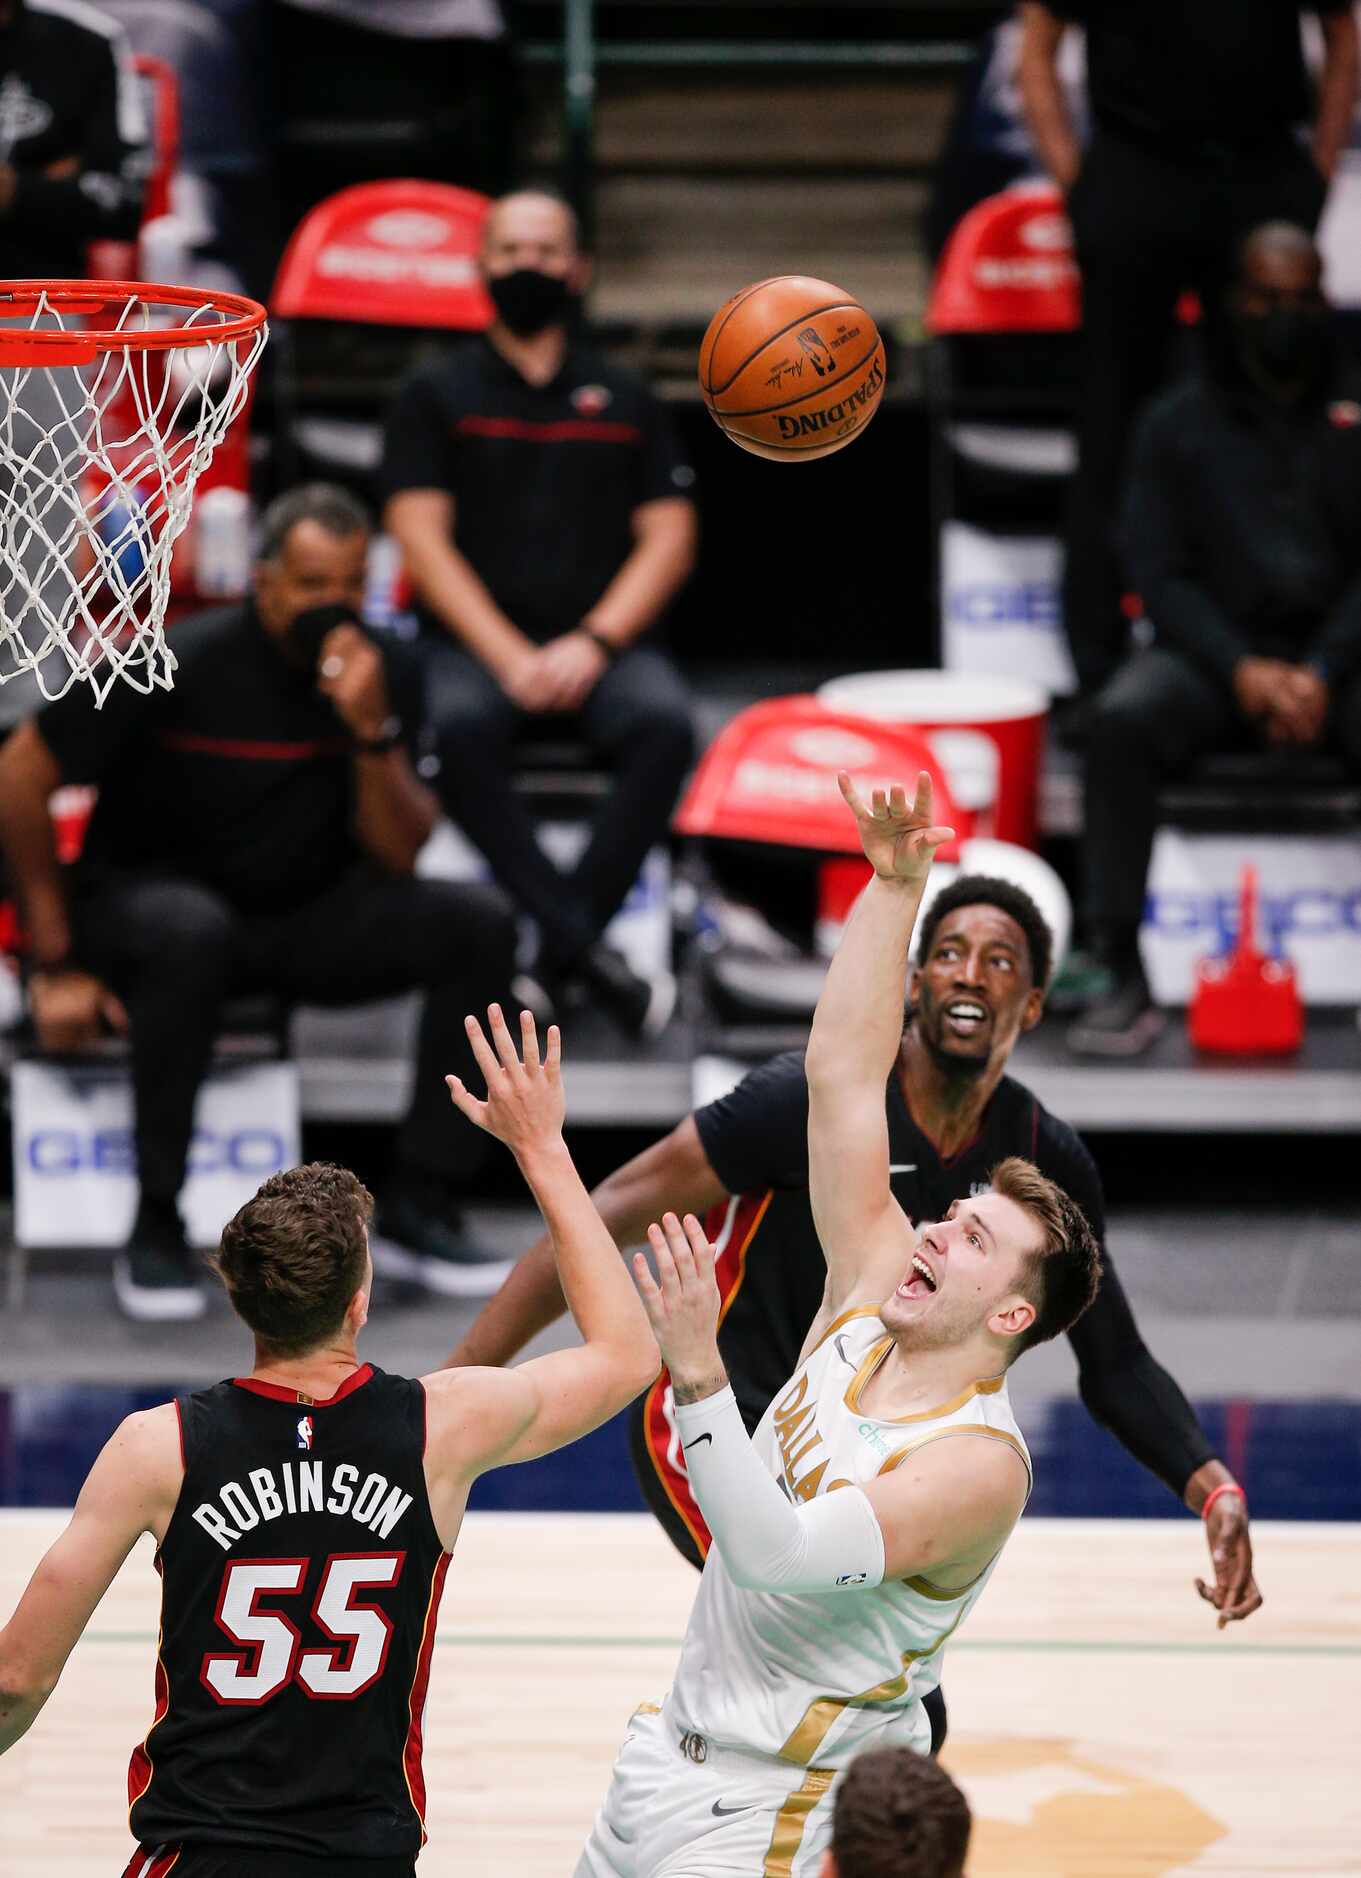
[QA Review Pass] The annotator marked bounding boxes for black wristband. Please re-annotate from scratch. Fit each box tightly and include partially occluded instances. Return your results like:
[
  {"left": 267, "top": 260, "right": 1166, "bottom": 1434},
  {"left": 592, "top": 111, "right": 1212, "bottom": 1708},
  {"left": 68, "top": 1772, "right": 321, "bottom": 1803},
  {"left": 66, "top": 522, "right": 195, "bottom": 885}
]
[
  {"left": 582, "top": 627, "right": 621, "bottom": 663},
  {"left": 352, "top": 715, "right": 403, "bottom": 755}
]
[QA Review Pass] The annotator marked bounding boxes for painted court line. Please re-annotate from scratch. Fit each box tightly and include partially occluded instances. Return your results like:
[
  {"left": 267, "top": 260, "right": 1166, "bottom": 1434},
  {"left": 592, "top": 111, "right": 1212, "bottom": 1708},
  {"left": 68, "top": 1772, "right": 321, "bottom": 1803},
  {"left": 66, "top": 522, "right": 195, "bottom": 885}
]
[{"left": 78, "top": 1631, "right": 1361, "bottom": 1657}]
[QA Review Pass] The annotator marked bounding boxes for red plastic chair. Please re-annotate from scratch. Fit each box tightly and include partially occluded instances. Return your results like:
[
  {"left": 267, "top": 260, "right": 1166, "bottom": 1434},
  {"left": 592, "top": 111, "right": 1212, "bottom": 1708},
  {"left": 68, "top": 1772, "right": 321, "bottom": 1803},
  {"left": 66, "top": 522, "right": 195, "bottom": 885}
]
[
  {"left": 928, "top": 185, "right": 1079, "bottom": 337},
  {"left": 674, "top": 696, "right": 964, "bottom": 862},
  {"left": 271, "top": 179, "right": 494, "bottom": 330},
  {"left": 268, "top": 180, "right": 495, "bottom": 492}
]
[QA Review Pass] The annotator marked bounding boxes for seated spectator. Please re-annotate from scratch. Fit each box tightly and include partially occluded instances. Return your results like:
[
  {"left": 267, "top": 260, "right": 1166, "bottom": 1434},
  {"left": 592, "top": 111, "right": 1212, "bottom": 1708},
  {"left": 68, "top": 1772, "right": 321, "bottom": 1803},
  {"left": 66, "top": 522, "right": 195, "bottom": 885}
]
[
  {"left": 0, "top": 0, "right": 147, "bottom": 279},
  {"left": 382, "top": 189, "right": 698, "bottom": 1038},
  {"left": 1019, "top": 0, "right": 1358, "bottom": 699},
  {"left": 822, "top": 1745, "right": 972, "bottom": 1878},
  {"left": 0, "top": 484, "right": 516, "bottom": 1321},
  {"left": 1071, "top": 223, "right": 1361, "bottom": 1056}
]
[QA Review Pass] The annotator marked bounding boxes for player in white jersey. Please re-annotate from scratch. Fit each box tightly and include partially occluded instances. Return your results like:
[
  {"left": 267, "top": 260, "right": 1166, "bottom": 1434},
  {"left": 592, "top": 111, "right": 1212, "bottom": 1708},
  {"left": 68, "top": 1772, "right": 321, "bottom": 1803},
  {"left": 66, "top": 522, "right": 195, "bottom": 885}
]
[{"left": 577, "top": 773, "right": 1102, "bottom": 1878}]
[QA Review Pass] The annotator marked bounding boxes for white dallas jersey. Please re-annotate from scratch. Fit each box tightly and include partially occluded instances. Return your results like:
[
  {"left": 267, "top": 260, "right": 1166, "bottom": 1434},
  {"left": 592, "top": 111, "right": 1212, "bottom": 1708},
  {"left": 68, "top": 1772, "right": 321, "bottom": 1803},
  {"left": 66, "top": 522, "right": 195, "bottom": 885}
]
[{"left": 668, "top": 1307, "right": 1031, "bottom": 1766}]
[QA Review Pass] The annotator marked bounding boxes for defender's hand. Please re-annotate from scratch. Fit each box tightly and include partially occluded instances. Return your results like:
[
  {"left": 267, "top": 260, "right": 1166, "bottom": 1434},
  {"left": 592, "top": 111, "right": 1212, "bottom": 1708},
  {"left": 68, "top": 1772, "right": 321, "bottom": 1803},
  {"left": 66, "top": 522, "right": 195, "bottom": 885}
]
[
  {"left": 836, "top": 770, "right": 954, "bottom": 884},
  {"left": 1195, "top": 1495, "right": 1262, "bottom": 1628},
  {"left": 446, "top": 1005, "right": 565, "bottom": 1151},
  {"left": 29, "top": 969, "right": 128, "bottom": 1053},
  {"left": 633, "top": 1212, "right": 723, "bottom": 1386}
]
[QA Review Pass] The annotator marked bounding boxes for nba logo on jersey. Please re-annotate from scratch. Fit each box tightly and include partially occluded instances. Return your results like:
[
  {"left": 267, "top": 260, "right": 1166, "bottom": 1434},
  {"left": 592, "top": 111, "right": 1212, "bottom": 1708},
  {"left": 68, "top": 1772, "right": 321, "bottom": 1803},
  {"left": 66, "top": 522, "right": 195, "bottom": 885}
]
[{"left": 297, "top": 1415, "right": 314, "bottom": 1451}]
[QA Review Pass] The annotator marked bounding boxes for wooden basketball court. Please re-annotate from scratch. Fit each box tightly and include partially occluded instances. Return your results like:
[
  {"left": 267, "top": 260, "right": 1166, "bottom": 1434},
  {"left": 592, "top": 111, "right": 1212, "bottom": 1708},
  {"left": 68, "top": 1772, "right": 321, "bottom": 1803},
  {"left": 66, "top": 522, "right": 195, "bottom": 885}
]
[{"left": 3, "top": 1510, "right": 1356, "bottom": 1875}]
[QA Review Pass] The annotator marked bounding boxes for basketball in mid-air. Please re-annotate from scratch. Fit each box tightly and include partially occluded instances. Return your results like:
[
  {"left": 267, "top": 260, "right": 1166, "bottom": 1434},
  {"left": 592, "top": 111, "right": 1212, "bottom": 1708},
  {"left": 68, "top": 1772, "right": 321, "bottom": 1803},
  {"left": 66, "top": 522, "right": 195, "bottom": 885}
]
[{"left": 698, "top": 275, "right": 886, "bottom": 461}]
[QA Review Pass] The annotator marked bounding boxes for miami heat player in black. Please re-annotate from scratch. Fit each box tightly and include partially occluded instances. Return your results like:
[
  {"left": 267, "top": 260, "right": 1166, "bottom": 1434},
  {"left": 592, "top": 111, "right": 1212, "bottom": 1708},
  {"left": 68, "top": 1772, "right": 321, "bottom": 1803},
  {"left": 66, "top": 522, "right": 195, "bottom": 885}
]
[
  {"left": 0, "top": 1008, "right": 659, "bottom": 1878},
  {"left": 452, "top": 878, "right": 1260, "bottom": 1642}
]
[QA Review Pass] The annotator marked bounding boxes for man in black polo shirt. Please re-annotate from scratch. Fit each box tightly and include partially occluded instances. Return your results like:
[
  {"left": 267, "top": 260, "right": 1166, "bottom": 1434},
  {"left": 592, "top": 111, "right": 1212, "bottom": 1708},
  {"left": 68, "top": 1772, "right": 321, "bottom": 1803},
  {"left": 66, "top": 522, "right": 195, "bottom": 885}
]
[
  {"left": 0, "top": 484, "right": 515, "bottom": 1321},
  {"left": 450, "top": 872, "right": 1261, "bottom": 1750},
  {"left": 381, "top": 190, "right": 698, "bottom": 1039},
  {"left": 1018, "top": 0, "right": 1359, "bottom": 698},
  {"left": 1071, "top": 222, "right": 1361, "bottom": 1053}
]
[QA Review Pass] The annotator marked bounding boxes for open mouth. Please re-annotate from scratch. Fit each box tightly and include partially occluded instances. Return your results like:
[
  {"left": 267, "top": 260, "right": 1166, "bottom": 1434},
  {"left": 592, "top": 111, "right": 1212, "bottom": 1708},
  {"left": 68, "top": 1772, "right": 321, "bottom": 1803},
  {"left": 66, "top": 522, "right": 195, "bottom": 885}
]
[
  {"left": 897, "top": 1251, "right": 939, "bottom": 1302},
  {"left": 942, "top": 999, "right": 989, "bottom": 1039}
]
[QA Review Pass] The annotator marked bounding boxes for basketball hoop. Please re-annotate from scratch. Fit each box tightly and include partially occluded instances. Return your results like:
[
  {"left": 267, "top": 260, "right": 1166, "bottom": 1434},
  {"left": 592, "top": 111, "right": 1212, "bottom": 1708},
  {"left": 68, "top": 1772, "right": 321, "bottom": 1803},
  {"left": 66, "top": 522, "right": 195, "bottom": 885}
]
[{"left": 0, "top": 280, "right": 267, "bottom": 705}]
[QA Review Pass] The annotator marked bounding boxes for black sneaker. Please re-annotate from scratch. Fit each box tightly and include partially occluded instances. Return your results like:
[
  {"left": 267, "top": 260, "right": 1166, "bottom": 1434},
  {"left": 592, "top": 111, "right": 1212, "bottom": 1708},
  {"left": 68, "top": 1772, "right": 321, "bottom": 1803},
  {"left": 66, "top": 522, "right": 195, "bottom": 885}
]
[
  {"left": 1067, "top": 965, "right": 1166, "bottom": 1058},
  {"left": 371, "top": 1190, "right": 513, "bottom": 1299},
  {"left": 113, "top": 1210, "right": 206, "bottom": 1323},
  {"left": 571, "top": 941, "right": 676, "bottom": 1041}
]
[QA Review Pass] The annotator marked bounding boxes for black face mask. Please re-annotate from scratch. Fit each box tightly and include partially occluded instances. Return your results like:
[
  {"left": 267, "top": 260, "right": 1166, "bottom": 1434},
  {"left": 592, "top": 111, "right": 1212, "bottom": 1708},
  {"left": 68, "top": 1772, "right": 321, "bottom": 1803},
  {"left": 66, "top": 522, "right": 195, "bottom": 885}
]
[
  {"left": 487, "top": 268, "right": 573, "bottom": 337},
  {"left": 285, "top": 600, "right": 354, "bottom": 672},
  {"left": 1233, "top": 305, "right": 1330, "bottom": 389}
]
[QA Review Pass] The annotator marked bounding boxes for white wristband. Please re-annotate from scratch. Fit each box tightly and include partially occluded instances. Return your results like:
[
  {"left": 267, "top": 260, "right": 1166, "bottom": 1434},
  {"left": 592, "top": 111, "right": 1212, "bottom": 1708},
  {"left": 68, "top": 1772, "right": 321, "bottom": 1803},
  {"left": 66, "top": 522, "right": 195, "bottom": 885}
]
[{"left": 675, "top": 1385, "right": 885, "bottom": 1594}]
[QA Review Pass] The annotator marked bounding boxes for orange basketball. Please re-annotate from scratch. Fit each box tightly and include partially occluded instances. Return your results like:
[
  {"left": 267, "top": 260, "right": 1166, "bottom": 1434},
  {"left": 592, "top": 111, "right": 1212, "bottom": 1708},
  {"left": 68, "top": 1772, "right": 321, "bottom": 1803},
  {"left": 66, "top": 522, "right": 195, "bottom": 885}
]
[{"left": 698, "top": 275, "right": 886, "bottom": 461}]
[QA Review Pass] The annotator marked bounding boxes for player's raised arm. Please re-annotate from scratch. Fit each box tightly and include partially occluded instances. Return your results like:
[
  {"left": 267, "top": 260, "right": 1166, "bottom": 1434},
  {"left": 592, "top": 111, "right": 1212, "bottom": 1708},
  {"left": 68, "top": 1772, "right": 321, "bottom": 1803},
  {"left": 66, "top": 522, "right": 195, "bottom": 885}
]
[
  {"left": 424, "top": 1008, "right": 660, "bottom": 1479},
  {"left": 0, "top": 1405, "right": 181, "bottom": 1755},
  {"left": 804, "top": 773, "right": 953, "bottom": 1311}
]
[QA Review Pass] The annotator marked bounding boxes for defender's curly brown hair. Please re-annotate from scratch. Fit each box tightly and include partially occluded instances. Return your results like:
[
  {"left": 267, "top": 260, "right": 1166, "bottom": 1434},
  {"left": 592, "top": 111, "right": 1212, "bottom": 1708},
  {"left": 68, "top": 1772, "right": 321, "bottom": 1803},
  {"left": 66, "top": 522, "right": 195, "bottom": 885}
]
[
  {"left": 830, "top": 1744, "right": 971, "bottom": 1878},
  {"left": 213, "top": 1162, "right": 373, "bottom": 1356}
]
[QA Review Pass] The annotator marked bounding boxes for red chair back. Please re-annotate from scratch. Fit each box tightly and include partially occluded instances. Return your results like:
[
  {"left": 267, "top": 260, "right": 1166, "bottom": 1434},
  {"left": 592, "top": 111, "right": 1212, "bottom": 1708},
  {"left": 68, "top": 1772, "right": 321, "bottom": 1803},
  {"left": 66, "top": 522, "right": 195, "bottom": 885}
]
[
  {"left": 928, "top": 187, "right": 1079, "bottom": 336},
  {"left": 674, "top": 697, "right": 963, "bottom": 861},
  {"left": 271, "top": 180, "right": 494, "bottom": 330}
]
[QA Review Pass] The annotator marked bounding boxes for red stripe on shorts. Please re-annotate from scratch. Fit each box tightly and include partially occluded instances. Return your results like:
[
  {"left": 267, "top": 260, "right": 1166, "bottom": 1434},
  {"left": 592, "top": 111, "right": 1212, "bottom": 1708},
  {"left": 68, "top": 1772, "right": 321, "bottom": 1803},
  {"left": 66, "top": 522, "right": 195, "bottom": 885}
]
[{"left": 402, "top": 1549, "right": 452, "bottom": 1842}]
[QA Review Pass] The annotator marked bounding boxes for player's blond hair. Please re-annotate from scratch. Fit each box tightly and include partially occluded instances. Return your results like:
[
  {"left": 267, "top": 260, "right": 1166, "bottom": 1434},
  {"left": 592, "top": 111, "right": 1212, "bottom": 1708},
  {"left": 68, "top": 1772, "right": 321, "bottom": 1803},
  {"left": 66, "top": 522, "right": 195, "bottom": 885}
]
[{"left": 990, "top": 1156, "right": 1101, "bottom": 1358}]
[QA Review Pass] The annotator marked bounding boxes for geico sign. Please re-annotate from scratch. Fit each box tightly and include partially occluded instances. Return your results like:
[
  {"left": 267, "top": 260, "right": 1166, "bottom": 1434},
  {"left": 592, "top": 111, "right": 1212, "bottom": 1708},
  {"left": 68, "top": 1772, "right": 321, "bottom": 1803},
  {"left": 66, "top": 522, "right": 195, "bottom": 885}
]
[
  {"left": 948, "top": 582, "right": 1060, "bottom": 628},
  {"left": 27, "top": 1127, "right": 289, "bottom": 1177},
  {"left": 1145, "top": 888, "right": 1361, "bottom": 949}
]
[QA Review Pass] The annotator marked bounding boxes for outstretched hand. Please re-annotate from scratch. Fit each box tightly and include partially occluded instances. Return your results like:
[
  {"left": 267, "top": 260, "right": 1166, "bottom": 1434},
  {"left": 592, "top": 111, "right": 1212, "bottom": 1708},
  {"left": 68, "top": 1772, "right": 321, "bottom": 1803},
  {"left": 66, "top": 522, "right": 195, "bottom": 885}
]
[
  {"left": 837, "top": 770, "right": 954, "bottom": 884},
  {"left": 446, "top": 1005, "right": 564, "bottom": 1155},
  {"left": 633, "top": 1212, "right": 724, "bottom": 1388},
  {"left": 1195, "top": 1495, "right": 1263, "bottom": 1629}
]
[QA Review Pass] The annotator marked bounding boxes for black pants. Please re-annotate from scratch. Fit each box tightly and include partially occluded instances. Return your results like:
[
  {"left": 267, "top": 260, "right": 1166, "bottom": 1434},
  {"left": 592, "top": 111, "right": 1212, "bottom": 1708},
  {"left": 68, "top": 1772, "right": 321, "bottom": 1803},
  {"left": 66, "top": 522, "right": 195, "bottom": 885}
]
[
  {"left": 72, "top": 863, "right": 515, "bottom": 1207},
  {"left": 424, "top": 641, "right": 695, "bottom": 969},
  {"left": 1064, "top": 132, "right": 1328, "bottom": 695},
  {"left": 1082, "top": 647, "right": 1361, "bottom": 937}
]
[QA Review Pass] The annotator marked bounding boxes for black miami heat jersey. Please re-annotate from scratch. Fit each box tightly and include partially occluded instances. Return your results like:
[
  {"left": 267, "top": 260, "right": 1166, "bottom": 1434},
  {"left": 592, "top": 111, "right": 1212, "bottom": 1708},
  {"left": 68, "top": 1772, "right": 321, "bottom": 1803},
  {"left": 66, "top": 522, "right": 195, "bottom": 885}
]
[{"left": 128, "top": 1364, "right": 449, "bottom": 1860}]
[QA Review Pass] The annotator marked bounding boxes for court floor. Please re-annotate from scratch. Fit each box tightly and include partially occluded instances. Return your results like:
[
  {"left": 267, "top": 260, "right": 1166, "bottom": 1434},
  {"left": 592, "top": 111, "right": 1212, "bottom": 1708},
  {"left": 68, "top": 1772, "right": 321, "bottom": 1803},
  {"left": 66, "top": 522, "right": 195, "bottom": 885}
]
[{"left": 3, "top": 1510, "right": 1357, "bottom": 1876}]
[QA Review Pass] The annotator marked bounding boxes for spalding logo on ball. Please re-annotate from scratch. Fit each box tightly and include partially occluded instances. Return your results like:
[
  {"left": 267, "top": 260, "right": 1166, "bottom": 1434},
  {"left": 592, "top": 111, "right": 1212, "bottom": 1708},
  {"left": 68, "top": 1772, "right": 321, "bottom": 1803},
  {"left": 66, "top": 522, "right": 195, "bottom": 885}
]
[{"left": 698, "top": 275, "right": 886, "bottom": 461}]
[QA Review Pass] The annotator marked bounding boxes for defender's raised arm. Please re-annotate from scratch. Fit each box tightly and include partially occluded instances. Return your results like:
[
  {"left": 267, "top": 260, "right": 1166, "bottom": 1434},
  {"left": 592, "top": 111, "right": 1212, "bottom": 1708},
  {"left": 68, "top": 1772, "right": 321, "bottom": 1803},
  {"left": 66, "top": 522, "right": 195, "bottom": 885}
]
[{"left": 425, "top": 1008, "right": 659, "bottom": 1488}]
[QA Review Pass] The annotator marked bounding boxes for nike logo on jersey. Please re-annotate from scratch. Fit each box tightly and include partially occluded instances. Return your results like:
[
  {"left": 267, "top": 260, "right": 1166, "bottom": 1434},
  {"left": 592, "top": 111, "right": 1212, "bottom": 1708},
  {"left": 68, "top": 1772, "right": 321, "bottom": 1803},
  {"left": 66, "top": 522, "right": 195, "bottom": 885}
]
[
  {"left": 682, "top": 1433, "right": 713, "bottom": 1452},
  {"left": 834, "top": 1335, "right": 855, "bottom": 1365},
  {"left": 711, "top": 1800, "right": 751, "bottom": 1817}
]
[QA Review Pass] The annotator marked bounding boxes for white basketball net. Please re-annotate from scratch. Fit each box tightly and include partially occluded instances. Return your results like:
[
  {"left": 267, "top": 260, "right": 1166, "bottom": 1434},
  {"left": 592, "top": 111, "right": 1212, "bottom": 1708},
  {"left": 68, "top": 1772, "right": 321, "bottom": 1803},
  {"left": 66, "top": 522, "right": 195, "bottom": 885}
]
[{"left": 0, "top": 289, "right": 267, "bottom": 705}]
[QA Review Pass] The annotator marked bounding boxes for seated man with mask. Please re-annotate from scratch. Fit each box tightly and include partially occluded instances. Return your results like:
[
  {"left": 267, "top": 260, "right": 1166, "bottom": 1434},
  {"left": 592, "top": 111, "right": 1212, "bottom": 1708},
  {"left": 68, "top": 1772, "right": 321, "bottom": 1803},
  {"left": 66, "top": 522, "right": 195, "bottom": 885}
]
[
  {"left": 1071, "top": 222, "right": 1361, "bottom": 1056},
  {"left": 0, "top": 484, "right": 516, "bottom": 1319},
  {"left": 381, "top": 190, "right": 698, "bottom": 1039}
]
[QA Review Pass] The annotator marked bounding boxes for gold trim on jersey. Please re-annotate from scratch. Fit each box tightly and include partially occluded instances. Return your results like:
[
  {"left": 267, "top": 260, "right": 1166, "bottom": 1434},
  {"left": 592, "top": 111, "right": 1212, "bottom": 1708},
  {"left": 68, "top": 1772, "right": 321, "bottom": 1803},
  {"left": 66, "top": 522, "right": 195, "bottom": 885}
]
[
  {"left": 802, "top": 1303, "right": 885, "bottom": 1363},
  {"left": 844, "top": 1338, "right": 1008, "bottom": 1423},
  {"left": 777, "top": 1609, "right": 967, "bottom": 1766},
  {"left": 762, "top": 1765, "right": 837, "bottom": 1876},
  {"left": 875, "top": 1422, "right": 1032, "bottom": 1484}
]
